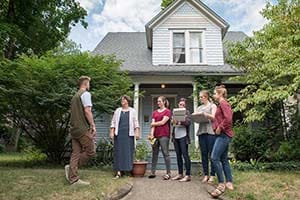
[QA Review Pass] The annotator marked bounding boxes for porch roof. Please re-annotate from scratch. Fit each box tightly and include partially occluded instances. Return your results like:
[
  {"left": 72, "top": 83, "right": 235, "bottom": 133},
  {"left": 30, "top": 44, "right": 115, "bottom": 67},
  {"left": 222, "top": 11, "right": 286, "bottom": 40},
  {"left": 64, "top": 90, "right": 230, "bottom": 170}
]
[{"left": 92, "top": 32, "right": 247, "bottom": 76}]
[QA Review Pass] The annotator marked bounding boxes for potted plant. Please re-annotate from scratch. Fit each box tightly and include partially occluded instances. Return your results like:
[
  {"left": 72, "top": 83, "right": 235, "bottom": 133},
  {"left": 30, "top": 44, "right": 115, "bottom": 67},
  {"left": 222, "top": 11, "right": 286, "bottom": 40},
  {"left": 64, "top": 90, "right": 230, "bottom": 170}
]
[
  {"left": 189, "top": 144, "right": 202, "bottom": 176},
  {"left": 132, "top": 141, "right": 149, "bottom": 177}
]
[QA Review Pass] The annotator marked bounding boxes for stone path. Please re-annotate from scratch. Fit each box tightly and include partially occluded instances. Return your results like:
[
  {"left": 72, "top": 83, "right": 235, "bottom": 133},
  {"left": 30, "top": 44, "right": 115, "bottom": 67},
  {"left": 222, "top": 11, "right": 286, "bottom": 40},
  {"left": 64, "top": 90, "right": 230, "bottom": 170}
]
[{"left": 122, "top": 171, "right": 228, "bottom": 200}]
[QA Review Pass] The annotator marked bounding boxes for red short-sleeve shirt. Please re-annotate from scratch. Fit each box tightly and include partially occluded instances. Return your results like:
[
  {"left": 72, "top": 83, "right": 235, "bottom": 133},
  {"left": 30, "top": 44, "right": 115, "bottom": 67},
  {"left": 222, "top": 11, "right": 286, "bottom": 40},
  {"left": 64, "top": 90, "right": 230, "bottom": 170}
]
[{"left": 152, "top": 109, "right": 171, "bottom": 138}]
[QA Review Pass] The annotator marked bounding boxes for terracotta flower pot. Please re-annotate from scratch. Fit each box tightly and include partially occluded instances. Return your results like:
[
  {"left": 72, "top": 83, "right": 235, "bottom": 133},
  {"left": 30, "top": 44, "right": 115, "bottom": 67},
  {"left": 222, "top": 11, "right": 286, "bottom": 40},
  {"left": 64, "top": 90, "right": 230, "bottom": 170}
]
[{"left": 132, "top": 161, "right": 148, "bottom": 177}]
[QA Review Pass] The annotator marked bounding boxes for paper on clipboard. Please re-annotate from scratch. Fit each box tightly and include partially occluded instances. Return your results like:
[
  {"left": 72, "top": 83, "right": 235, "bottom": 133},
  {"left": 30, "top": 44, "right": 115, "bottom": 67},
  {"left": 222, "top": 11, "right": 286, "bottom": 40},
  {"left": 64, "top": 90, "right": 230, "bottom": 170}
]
[
  {"left": 172, "top": 108, "right": 186, "bottom": 121},
  {"left": 191, "top": 112, "right": 209, "bottom": 123}
]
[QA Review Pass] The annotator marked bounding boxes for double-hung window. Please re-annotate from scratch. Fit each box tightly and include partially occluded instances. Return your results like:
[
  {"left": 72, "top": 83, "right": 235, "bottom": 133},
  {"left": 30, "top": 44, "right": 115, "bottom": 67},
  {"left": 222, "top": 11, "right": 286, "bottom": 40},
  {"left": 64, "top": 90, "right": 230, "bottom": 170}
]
[
  {"left": 189, "top": 32, "right": 203, "bottom": 64},
  {"left": 173, "top": 33, "right": 185, "bottom": 63},
  {"left": 172, "top": 31, "right": 204, "bottom": 64}
]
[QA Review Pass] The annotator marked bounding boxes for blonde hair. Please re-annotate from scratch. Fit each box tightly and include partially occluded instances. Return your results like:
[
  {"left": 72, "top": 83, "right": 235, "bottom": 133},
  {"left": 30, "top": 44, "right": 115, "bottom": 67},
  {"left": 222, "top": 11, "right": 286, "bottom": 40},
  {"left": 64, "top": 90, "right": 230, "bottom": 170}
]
[
  {"left": 158, "top": 96, "right": 169, "bottom": 108},
  {"left": 215, "top": 85, "right": 227, "bottom": 98},
  {"left": 199, "top": 90, "right": 212, "bottom": 102},
  {"left": 78, "top": 76, "right": 91, "bottom": 87}
]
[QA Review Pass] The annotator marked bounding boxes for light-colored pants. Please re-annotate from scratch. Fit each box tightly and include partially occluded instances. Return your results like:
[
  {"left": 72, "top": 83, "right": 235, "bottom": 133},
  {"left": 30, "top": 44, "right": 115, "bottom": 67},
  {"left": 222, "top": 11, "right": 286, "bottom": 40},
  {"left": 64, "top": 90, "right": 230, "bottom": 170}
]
[
  {"left": 69, "top": 130, "right": 96, "bottom": 183},
  {"left": 151, "top": 137, "right": 171, "bottom": 175}
]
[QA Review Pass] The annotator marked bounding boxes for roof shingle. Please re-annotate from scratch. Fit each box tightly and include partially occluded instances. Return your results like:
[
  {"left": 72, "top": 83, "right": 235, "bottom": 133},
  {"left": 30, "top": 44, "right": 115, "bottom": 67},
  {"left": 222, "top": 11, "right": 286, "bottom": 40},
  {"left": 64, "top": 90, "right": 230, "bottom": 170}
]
[{"left": 92, "top": 31, "right": 247, "bottom": 75}]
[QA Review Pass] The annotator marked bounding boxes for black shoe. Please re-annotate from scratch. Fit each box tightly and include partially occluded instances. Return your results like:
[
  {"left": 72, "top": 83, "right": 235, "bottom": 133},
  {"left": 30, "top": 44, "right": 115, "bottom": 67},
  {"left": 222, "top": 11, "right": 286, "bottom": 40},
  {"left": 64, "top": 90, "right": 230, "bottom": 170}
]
[{"left": 148, "top": 174, "right": 156, "bottom": 179}]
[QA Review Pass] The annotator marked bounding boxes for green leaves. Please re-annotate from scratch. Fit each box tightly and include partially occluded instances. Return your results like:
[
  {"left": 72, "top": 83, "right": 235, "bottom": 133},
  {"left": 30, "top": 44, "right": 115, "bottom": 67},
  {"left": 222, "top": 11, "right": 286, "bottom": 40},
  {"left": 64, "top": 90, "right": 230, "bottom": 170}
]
[
  {"left": 0, "top": 53, "right": 132, "bottom": 162},
  {"left": 0, "top": 0, "right": 87, "bottom": 59},
  {"left": 227, "top": 0, "right": 300, "bottom": 123}
]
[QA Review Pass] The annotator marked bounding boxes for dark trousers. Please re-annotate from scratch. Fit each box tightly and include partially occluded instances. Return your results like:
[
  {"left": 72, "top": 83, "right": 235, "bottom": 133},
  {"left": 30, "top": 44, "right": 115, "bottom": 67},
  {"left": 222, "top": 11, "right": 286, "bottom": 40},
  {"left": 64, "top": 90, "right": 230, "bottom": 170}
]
[
  {"left": 174, "top": 136, "right": 191, "bottom": 176},
  {"left": 199, "top": 134, "right": 216, "bottom": 176},
  {"left": 211, "top": 133, "right": 233, "bottom": 183}
]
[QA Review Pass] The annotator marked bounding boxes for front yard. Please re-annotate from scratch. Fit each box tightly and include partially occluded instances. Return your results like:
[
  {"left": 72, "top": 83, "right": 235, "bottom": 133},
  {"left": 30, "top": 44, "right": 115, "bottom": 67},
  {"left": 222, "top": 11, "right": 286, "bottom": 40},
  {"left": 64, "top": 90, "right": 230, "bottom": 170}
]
[
  {"left": 226, "top": 170, "right": 300, "bottom": 200},
  {"left": 0, "top": 167, "right": 130, "bottom": 200}
]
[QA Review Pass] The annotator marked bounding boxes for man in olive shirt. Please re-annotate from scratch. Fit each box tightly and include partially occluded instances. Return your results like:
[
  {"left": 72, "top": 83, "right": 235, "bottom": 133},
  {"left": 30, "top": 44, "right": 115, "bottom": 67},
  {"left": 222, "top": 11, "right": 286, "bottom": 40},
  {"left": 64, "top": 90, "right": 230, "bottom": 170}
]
[{"left": 65, "top": 76, "right": 96, "bottom": 185}]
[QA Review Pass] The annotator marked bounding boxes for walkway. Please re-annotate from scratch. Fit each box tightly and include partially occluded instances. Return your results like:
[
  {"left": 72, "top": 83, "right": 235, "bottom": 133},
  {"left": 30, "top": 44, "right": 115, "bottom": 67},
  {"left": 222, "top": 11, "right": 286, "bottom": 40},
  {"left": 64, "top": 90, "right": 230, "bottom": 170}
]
[{"left": 123, "top": 171, "right": 228, "bottom": 200}]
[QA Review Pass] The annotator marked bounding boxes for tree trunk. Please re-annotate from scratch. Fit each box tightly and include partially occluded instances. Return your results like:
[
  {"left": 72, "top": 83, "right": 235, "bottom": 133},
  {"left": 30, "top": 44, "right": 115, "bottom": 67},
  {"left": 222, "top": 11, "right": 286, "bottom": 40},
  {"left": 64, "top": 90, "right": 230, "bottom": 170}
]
[{"left": 6, "top": 128, "right": 21, "bottom": 152}]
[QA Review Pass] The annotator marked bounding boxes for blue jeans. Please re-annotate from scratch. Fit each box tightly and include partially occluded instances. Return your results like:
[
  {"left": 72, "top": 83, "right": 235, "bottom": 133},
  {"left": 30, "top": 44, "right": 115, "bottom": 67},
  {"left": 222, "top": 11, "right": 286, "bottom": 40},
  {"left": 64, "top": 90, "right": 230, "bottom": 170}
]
[
  {"left": 199, "top": 134, "right": 216, "bottom": 176},
  {"left": 211, "top": 133, "right": 233, "bottom": 183},
  {"left": 174, "top": 136, "right": 191, "bottom": 176}
]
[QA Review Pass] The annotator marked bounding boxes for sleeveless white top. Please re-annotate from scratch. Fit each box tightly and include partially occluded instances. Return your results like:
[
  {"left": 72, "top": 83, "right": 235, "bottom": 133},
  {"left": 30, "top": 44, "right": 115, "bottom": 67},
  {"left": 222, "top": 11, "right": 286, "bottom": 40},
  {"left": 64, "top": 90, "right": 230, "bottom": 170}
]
[{"left": 197, "top": 102, "right": 215, "bottom": 135}]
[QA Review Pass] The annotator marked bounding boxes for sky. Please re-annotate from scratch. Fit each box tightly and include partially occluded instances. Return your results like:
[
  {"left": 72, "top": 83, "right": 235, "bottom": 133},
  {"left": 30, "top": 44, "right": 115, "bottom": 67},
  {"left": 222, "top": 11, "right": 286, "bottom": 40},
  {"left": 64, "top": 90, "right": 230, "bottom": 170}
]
[{"left": 69, "top": 0, "right": 275, "bottom": 51}]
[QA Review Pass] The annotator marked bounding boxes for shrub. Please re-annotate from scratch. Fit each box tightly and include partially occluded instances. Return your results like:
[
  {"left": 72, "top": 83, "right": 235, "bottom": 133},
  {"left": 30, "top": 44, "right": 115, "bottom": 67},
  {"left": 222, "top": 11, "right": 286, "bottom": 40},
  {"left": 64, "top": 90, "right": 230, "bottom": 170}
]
[
  {"left": 89, "top": 139, "right": 114, "bottom": 167},
  {"left": 273, "top": 140, "right": 300, "bottom": 161},
  {"left": 231, "top": 125, "right": 272, "bottom": 161},
  {"left": 0, "top": 53, "right": 132, "bottom": 163}
]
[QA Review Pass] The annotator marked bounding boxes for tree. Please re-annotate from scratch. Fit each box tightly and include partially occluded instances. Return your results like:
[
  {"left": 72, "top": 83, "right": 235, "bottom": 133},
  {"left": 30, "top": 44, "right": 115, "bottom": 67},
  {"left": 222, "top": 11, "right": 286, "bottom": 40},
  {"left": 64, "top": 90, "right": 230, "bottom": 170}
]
[
  {"left": 0, "top": 53, "right": 133, "bottom": 162},
  {"left": 0, "top": 0, "right": 87, "bottom": 59},
  {"left": 227, "top": 0, "right": 300, "bottom": 124},
  {"left": 161, "top": 0, "right": 174, "bottom": 9}
]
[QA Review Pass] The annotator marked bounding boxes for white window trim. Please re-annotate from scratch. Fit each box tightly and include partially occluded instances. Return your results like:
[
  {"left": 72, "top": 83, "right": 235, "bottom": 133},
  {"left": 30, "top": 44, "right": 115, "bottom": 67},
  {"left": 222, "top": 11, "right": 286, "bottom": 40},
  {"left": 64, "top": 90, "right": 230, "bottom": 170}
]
[{"left": 170, "top": 30, "right": 206, "bottom": 65}]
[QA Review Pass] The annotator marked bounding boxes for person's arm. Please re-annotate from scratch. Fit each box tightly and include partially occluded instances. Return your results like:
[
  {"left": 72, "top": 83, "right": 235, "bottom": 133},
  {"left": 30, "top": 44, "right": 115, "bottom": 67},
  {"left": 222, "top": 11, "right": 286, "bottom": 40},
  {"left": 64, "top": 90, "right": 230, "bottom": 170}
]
[
  {"left": 204, "top": 104, "right": 217, "bottom": 120},
  {"left": 84, "top": 106, "right": 96, "bottom": 137},
  {"left": 150, "top": 119, "right": 155, "bottom": 138},
  {"left": 135, "top": 128, "right": 140, "bottom": 140},
  {"left": 151, "top": 116, "right": 170, "bottom": 127},
  {"left": 110, "top": 110, "right": 117, "bottom": 139},
  {"left": 132, "top": 109, "right": 140, "bottom": 140},
  {"left": 217, "top": 101, "right": 233, "bottom": 133}
]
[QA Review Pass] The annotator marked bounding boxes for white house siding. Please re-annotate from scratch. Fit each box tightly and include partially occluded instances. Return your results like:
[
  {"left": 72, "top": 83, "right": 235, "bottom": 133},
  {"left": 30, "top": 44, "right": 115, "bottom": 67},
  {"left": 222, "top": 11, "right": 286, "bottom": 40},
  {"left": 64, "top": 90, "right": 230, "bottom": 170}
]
[
  {"left": 95, "top": 113, "right": 111, "bottom": 141},
  {"left": 152, "top": 1, "right": 224, "bottom": 66}
]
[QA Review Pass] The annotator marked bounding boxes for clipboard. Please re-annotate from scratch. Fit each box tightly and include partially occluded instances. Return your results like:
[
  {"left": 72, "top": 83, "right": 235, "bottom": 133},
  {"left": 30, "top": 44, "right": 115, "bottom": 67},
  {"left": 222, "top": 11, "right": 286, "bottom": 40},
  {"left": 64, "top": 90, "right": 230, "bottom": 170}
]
[
  {"left": 172, "top": 108, "right": 186, "bottom": 121},
  {"left": 191, "top": 112, "right": 209, "bottom": 123}
]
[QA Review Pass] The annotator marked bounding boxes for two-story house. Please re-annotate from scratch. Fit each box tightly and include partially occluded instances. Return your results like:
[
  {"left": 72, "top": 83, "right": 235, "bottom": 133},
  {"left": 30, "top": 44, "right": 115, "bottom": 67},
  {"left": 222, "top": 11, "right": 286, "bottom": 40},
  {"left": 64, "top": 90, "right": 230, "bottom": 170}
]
[{"left": 93, "top": 0, "right": 247, "bottom": 148}]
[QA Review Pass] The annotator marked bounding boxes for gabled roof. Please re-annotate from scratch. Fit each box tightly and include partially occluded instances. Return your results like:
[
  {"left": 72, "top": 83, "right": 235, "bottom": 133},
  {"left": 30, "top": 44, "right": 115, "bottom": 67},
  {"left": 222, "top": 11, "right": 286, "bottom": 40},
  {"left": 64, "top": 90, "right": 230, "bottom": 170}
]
[
  {"left": 145, "top": 0, "right": 230, "bottom": 48},
  {"left": 92, "top": 31, "right": 247, "bottom": 76}
]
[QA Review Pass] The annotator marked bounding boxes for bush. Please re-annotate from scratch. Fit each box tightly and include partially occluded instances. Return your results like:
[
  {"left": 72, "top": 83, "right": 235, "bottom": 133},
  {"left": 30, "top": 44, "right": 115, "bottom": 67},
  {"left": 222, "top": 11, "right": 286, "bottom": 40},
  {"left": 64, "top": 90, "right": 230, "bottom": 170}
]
[
  {"left": 0, "top": 53, "right": 132, "bottom": 163},
  {"left": 231, "top": 125, "right": 272, "bottom": 161},
  {"left": 88, "top": 139, "right": 113, "bottom": 167},
  {"left": 231, "top": 160, "right": 300, "bottom": 171},
  {"left": 0, "top": 143, "right": 5, "bottom": 152},
  {"left": 273, "top": 140, "right": 300, "bottom": 161}
]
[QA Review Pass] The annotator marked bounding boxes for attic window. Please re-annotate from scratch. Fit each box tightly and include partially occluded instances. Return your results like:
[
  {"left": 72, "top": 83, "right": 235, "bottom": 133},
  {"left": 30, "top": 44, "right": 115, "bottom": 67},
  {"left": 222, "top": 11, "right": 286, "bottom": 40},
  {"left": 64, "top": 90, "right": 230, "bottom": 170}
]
[
  {"left": 173, "top": 33, "right": 185, "bottom": 63},
  {"left": 190, "top": 32, "right": 203, "bottom": 63}
]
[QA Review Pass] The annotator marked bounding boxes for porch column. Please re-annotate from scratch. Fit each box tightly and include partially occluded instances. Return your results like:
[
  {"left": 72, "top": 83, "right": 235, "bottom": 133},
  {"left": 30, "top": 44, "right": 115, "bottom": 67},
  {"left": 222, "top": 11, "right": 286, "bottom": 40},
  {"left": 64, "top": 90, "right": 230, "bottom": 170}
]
[
  {"left": 133, "top": 83, "right": 140, "bottom": 115},
  {"left": 193, "top": 82, "right": 199, "bottom": 148},
  {"left": 133, "top": 83, "right": 140, "bottom": 146}
]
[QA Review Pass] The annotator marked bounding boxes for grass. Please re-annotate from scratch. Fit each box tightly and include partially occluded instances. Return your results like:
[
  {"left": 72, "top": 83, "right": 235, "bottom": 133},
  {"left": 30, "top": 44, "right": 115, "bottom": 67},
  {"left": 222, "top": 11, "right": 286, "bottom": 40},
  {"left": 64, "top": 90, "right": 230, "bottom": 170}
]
[
  {"left": 0, "top": 153, "right": 131, "bottom": 200},
  {"left": 225, "top": 170, "right": 300, "bottom": 200}
]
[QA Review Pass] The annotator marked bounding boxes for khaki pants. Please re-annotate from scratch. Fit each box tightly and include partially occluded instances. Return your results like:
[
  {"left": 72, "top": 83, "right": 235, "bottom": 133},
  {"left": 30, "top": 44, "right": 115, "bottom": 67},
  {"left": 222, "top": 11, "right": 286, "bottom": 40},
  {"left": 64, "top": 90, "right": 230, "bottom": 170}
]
[{"left": 69, "top": 130, "right": 96, "bottom": 183}]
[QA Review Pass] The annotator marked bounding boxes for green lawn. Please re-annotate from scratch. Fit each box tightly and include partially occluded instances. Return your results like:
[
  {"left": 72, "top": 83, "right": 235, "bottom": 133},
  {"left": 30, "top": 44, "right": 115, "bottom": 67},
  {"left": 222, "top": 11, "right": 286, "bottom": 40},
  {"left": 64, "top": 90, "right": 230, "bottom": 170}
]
[
  {"left": 225, "top": 171, "right": 300, "bottom": 200},
  {"left": 0, "top": 167, "right": 130, "bottom": 200},
  {"left": 0, "top": 153, "right": 130, "bottom": 200}
]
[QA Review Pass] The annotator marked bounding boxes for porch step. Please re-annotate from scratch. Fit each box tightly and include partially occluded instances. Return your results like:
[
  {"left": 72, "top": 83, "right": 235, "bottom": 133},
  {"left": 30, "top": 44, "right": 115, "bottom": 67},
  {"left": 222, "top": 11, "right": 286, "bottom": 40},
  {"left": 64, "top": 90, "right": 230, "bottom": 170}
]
[{"left": 146, "top": 150, "right": 178, "bottom": 170}]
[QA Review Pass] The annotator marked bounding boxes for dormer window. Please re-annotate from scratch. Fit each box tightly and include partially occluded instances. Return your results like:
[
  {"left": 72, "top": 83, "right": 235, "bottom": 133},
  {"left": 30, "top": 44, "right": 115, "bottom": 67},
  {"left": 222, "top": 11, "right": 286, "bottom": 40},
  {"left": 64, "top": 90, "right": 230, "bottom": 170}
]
[
  {"left": 190, "top": 32, "right": 203, "bottom": 64},
  {"left": 173, "top": 33, "right": 185, "bottom": 63},
  {"left": 171, "top": 30, "right": 205, "bottom": 64}
]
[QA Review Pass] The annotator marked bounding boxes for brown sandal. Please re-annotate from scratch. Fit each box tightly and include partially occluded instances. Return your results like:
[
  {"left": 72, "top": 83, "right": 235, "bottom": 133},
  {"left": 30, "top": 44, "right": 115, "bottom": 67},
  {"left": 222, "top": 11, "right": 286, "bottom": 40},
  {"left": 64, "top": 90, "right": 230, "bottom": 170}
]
[{"left": 210, "top": 184, "right": 225, "bottom": 198}]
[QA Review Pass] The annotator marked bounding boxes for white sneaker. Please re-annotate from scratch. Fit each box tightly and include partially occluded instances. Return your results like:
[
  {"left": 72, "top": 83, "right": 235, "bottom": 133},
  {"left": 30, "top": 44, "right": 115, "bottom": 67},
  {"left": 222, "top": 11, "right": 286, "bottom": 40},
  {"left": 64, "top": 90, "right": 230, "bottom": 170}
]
[
  {"left": 71, "top": 179, "right": 90, "bottom": 186},
  {"left": 65, "top": 165, "right": 70, "bottom": 182}
]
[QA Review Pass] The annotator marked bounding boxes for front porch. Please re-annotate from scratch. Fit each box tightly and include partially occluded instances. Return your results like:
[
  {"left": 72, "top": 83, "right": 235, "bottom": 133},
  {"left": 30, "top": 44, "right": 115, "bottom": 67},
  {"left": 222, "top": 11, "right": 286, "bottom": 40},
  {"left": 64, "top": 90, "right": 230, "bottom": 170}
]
[{"left": 132, "top": 75, "right": 199, "bottom": 147}]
